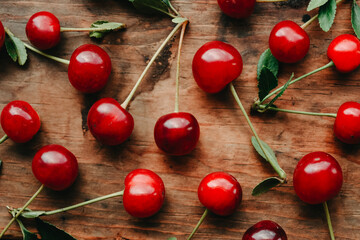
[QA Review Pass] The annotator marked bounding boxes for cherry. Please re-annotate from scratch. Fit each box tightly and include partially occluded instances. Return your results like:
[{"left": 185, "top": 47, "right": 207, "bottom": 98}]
[
  {"left": 269, "top": 20, "right": 310, "bottom": 63},
  {"left": 217, "top": 0, "right": 256, "bottom": 19},
  {"left": 26, "top": 11, "right": 61, "bottom": 50},
  {"left": 68, "top": 44, "right": 112, "bottom": 93},
  {"left": 87, "top": 98, "right": 134, "bottom": 146},
  {"left": 0, "top": 20, "right": 5, "bottom": 50},
  {"left": 198, "top": 172, "right": 242, "bottom": 216},
  {"left": 123, "top": 169, "right": 165, "bottom": 218},
  {"left": 192, "top": 41, "right": 243, "bottom": 93},
  {"left": 293, "top": 152, "right": 343, "bottom": 205},
  {"left": 32, "top": 144, "right": 79, "bottom": 191},
  {"left": 0, "top": 100, "right": 41, "bottom": 143},
  {"left": 243, "top": 220, "right": 288, "bottom": 240},
  {"left": 333, "top": 101, "right": 360, "bottom": 144},
  {"left": 327, "top": 34, "right": 360, "bottom": 73},
  {"left": 154, "top": 112, "right": 200, "bottom": 156}
]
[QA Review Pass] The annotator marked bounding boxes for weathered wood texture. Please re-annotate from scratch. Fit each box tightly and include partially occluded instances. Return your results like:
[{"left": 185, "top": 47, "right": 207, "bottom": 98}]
[{"left": 0, "top": 0, "right": 359, "bottom": 239}]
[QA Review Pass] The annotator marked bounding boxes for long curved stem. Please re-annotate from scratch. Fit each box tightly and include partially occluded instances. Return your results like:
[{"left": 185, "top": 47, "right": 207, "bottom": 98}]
[
  {"left": 260, "top": 105, "right": 337, "bottom": 118},
  {"left": 121, "top": 22, "right": 184, "bottom": 109},
  {"left": 259, "top": 61, "right": 334, "bottom": 104},
  {"left": 187, "top": 208, "right": 208, "bottom": 240},
  {"left": 168, "top": 1, "right": 180, "bottom": 16},
  {"left": 0, "top": 135, "right": 8, "bottom": 144},
  {"left": 0, "top": 184, "right": 44, "bottom": 239},
  {"left": 230, "top": 83, "right": 286, "bottom": 179},
  {"left": 323, "top": 202, "right": 335, "bottom": 240},
  {"left": 60, "top": 25, "right": 126, "bottom": 32}
]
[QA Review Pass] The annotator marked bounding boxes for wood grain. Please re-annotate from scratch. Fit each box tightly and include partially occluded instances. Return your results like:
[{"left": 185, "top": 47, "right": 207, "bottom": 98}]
[{"left": 0, "top": 0, "right": 359, "bottom": 239}]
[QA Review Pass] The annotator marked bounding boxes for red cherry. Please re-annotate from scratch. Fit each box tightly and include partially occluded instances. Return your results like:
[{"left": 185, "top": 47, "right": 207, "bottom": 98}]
[
  {"left": 0, "top": 20, "right": 5, "bottom": 50},
  {"left": 334, "top": 101, "right": 360, "bottom": 144},
  {"left": 68, "top": 44, "right": 112, "bottom": 93},
  {"left": 25, "top": 11, "right": 61, "bottom": 50},
  {"left": 198, "top": 172, "right": 242, "bottom": 216},
  {"left": 269, "top": 20, "right": 310, "bottom": 63},
  {"left": 217, "top": 0, "right": 256, "bottom": 19},
  {"left": 192, "top": 41, "right": 243, "bottom": 93},
  {"left": 123, "top": 169, "right": 165, "bottom": 218},
  {"left": 293, "top": 152, "right": 343, "bottom": 205},
  {"left": 1, "top": 100, "right": 40, "bottom": 143},
  {"left": 242, "top": 220, "right": 288, "bottom": 240},
  {"left": 327, "top": 34, "right": 360, "bottom": 73},
  {"left": 87, "top": 98, "right": 134, "bottom": 146},
  {"left": 154, "top": 112, "right": 200, "bottom": 156},
  {"left": 32, "top": 144, "right": 78, "bottom": 191}
]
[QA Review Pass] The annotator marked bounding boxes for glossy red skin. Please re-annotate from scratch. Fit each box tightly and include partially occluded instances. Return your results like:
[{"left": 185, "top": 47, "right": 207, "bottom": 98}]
[
  {"left": 293, "top": 152, "right": 343, "bottom": 205},
  {"left": 198, "top": 172, "right": 242, "bottom": 216},
  {"left": 25, "top": 11, "right": 61, "bottom": 50},
  {"left": 87, "top": 98, "right": 134, "bottom": 146},
  {"left": 154, "top": 112, "right": 200, "bottom": 156},
  {"left": 68, "top": 44, "right": 112, "bottom": 93},
  {"left": 192, "top": 41, "right": 243, "bottom": 93},
  {"left": 334, "top": 102, "right": 360, "bottom": 144},
  {"left": 1, "top": 100, "right": 40, "bottom": 143},
  {"left": 217, "top": 0, "right": 256, "bottom": 19},
  {"left": 327, "top": 34, "right": 360, "bottom": 73},
  {"left": 32, "top": 144, "right": 78, "bottom": 191},
  {"left": 269, "top": 20, "right": 310, "bottom": 63},
  {"left": 243, "top": 220, "right": 287, "bottom": 240},
  {"left": 0, "top": 20, "right": 5, "bottom": 50},
  {"left": 123, "top": 169, "right": 165, "bottom": 218}
]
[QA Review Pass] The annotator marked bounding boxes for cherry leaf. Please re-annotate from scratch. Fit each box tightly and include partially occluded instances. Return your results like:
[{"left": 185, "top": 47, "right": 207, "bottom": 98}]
[
  {"left": 258, "top": 67, "right": 278, "bottom": 101},
  {"left": 264, "top": 73, "right": 294, "bottom": 109},
  {"left": 89, "top": 21, "right": 126, "bottom": 39},
  {"left": 352, "top": 0, "right": 360, "bottom": 39},
  {"left": 318, "top": 0, "right": 337, "bottom": 32},
  {"left": 252, "top": 177, "right": 283, "bottom": 196},
  {"left": 21, "top": 210, "right": 46, "bottom": 218},
  {"left": 129, "top": 0, "right": 170, "bottom": 16},
  {"left": 307, "top": 0, "right": 329, "bottom": 11},
  {"left": 36, "top": 218, "right": 77, "bottom": 240},
  {"left": 162, "top": 0, "right": 172, "bottom": 7},
  {"left": 257, "top": 48, "right": 279, "bottom": 78},
  {"left": 4, "top": 32, "right": 27, "bottom": 65},
  {"left": 18, "top": 220, "right": 39, "bottom": 240}
]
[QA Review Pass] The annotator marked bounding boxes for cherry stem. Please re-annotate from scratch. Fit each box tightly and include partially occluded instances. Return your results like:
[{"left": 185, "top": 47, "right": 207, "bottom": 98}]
[
  {"left": 60, "top": 25, "right": 126, "bottom": 32},
  {"left": 174, "top": 21, "right": 188, "bottom": 113},
  {"left": 120, "top": 21, "right": 185, "bottom": 109},
  {"left": 4, "top": 28, "right": 70, "bottom": 65},
  {"left": 259, "top": 61, "right": 334, "bottom": 105},
  {"left": 230, "top": 83, "right": 286, "bottom": 179},
  {"left": 0, "top": 135, "right": 8, "bottom": 144},
  {"left": 323, "top": 201, "right": 336, "bottom": 240},
  {"left": 168, "top": 1, "right": 181, "bottom": 16},
  {"left": 186, "top": 208, "right": 208, "bottom": 240},
  {"left": 0, "top": 184, "right": 44, "bottom": 239},
  {"left": 258, "top": 105, "right": 337, "bottom": 118}
]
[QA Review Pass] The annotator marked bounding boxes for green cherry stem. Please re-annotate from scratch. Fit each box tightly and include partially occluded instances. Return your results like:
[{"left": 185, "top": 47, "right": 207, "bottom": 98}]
[
  {"left": 0, "top": 184, "right": 44, "bottom": 239},
  {"left": 60, "top": 24, "right": 126, "bottom": 32},
  {"left": 121, "top": 21, "right": 185, "bottom": 109},
  {"left": 259, "top": 105, "right": 337, "bottom": 118},
  {"left": 0, "top": 135, "right": 8, "bottom": 144},
  {"left": 187, "top": 208, "right": 209, "bottom": 240},
  {"left": 323, "top": 201, "right": 336, "bottom": 240},
  {"left": 230, "top": 83, "right": 286, "bottom": 179},
  {"left": 168, "top": 1, "right": 181, "bottom": 16},
  {"left": 259, "top": 61, "right": 334, "bottom": 105}
]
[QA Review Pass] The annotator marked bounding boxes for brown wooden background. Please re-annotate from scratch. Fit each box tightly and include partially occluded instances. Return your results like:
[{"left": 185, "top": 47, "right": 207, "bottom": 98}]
[{"left": 0, "top": 0, "right": 359, "bottom": 239}]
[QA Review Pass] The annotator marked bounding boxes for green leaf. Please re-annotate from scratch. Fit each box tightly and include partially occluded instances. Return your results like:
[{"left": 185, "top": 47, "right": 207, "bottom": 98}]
[
  {"left": 352, "top": 0, "right": 360, "bottom": 39},
  {"left": 5, "top": 33, "right": 27, "bottom": 65},
  {"left": 264, "top": 73, "right": 294, "bottom": 108},
  {"left": 162, "top": 0, "right": 171, "bottom": 7},
  {"left": 172, "top": 17, "right": 187, "bottom": 24},
  {"left": 318, "top": 0, "right": 336, "bottom": 32},
  {"left": 10, "top": 210, "right": 39, "bottom": 240},
  {"left": 251, "top": 136, "right": 277, "bottom": 163},
  {"left": 258, "top": 67, "right": 278, "bottom": 101},
  {"left": 307, "top": 0, "right": 329, "bottom": 11},
  {"left": 252, "top": 177, "right": 283, "bottom": 196},
  {"left": 36, "top": 218, "right": 77, "bottom": 240},
  {"left": 129, "top": 0, "right": 170, "bottom": 15},
  {"left": 257, "top": 48, "right": 279, "bottom": 79},
  {"left": 89, "top": 21, "right": 126, "bottom": 39},
  {"left": 21, "top": 210, "right": 46, "bottom": 218}
]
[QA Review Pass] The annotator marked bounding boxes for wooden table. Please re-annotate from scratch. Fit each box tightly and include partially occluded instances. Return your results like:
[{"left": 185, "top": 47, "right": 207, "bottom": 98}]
[{"left": 0, "top": 0, "right": 359, "bottom": 239}]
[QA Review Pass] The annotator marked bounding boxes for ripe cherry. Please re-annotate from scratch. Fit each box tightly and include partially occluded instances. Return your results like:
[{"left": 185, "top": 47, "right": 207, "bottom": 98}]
[
  {"left": 327, "top": 34, "right": 360, "bottom": 73},
  {"left": 32, "top": 144, "right": 79, "bottom": 191},
  {"left": 192, "top": 41, "right": 243, "bottom": 93},
  {"left": 123, "top": 169, "right": 165, "bottom": 218},
  {"left": 217, "top": 0, "right": 256, "bottom": 19},
  {"left": 1, "top": 100, "right": 40, "bottom": 143},
  {"left": 68, "top": 44, "right": 112, "bottom": 93},
  {"left": 334, "top": 101, "right": 360, "bottom": 144},
  {"left": 269, "top": 20, "right": 310, "bottom": 63},
  {"left": 0, "top": 20, "right": 5, "bottom": 50},
  {"left": 243, "top": 220, "right": 288, "bottom": 240},
  {"left": 154, "top": 112, "right": 200, "bottom": 156},
  {"left": 87, "top": 98, "right": 134, "bottom": 146},
  {"left": 198, "top": 172, "right": 242, "bottom": 216},
  {"left": 293, "top": 152, "right": 343, "bottom": 205},
  {"left": 26, "top": 11, "right": 61, "bottom": 50}
]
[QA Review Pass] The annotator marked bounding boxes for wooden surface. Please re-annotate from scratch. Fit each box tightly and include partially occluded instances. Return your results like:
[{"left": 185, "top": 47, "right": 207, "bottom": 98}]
[{"left": 0, "top": 0, "right": 359, "bottom": 239}]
